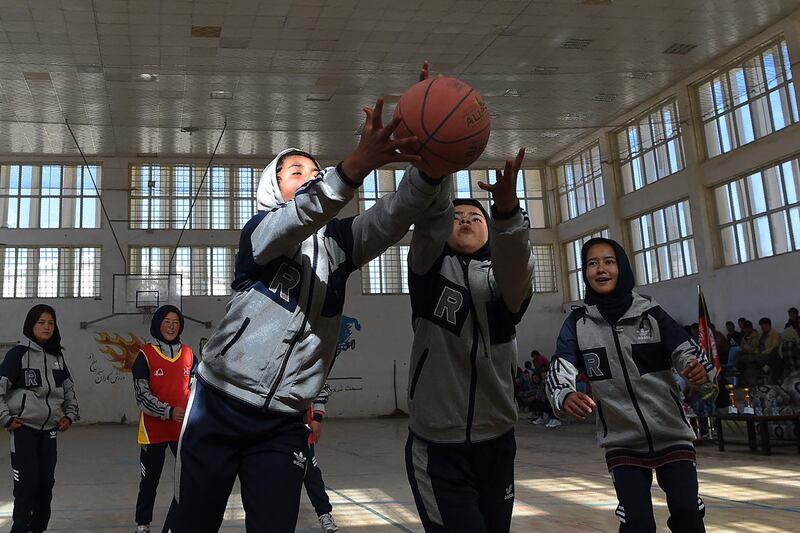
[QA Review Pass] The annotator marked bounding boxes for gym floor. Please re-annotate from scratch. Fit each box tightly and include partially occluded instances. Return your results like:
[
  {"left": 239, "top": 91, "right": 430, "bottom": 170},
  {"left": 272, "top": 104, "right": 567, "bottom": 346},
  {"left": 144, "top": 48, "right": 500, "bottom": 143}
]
[{"left": 0, "top": 418, "right": 797, "bottom": 532}]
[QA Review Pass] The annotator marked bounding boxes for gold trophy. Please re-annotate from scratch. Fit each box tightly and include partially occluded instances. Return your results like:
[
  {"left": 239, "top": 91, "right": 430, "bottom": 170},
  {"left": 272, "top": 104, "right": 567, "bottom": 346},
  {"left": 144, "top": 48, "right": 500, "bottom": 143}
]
[
  {"left": 742, "top": 387, "right": 755, "bottom": 415},
  {"left": 726, "top": 384, "right": 738, "bottom": 414}
]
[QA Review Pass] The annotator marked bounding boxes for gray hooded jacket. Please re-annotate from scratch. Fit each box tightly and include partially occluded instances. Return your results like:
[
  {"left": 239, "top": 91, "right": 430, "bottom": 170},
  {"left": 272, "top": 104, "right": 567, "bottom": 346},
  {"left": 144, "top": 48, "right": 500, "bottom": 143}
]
[
  {"left": 197, "top": 148, "right": 449, "bottom": 413},
  {"left": 407, "top": 202, "right": 534, "bottom": 444},
  {"left": 0, "top": 340, "right": 80, "bottom": 431},
  {"left": 547, "top": 293, "right": 716, "bottom": 454}
]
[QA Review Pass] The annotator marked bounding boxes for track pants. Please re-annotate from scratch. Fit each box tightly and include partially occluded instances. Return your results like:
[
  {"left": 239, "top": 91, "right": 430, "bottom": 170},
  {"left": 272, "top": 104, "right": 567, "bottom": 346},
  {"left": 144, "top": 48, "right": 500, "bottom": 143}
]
[
  {"left": 135, "top": 441, "right": 178, "bottom": 525},
  {"left": 611, "top": 460, "right": 706, "bottom": 533},
  {"left": 405, "top": 430, "right": 516, "bottom": 533},
  {"left": 165, "top": 378, "right": 309, "bottom": 533},
  {"left": 9, "top": 425, "right": 58, "bottom": 533},
  {"left": 304, "top": 443, "right": 333, "bottom": 516}
]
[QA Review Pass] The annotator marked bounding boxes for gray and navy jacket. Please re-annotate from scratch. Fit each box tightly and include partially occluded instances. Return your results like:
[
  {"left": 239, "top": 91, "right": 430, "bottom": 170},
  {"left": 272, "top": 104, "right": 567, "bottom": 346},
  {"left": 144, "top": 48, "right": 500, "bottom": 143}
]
[
  {"left": 546, "top": 293, "right": 716, "bottom": 467},
  {"left": 0, "top": 341, "right": 80, "bottom": 431},
  {"left": 407, "top": 204, "right": 535, "bottom": 444},
  {"left": 197, "top": 148, "right": 449, "bottom": 413}
]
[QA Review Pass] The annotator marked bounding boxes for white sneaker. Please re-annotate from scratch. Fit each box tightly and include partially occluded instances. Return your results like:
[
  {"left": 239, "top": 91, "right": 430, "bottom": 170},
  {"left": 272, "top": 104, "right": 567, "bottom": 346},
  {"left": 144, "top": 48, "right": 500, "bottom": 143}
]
[
  {"left": 136, "top": 526, "right": 151, "bottom": 533},
  {"left": 545, "top": 418, "right": 562, "bottom": 428},
  {"left": 319, "top": 513, "right": 339, "bottom": 533},
  {"left": 531, "top": 416, "right": 546, "bottom": 425}
]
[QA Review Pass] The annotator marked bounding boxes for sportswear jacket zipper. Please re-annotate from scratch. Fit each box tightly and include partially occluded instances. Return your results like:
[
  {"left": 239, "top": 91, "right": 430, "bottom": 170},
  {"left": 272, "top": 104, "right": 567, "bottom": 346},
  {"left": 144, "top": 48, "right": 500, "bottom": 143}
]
[
  {"left": 597, "top": 400, "right": 608, "bottom": 438},
  {"left": 462, "top": 259, "right": 479, "bottom": 444},
  {"left": 265, "top": 235, "right": 318, "bottom": 405},
  {"left": 41, "top": 351, "right": 52, "bottom": 431},
  {"left": 611, "top": 328, "right": 654, "bottom": 452}
]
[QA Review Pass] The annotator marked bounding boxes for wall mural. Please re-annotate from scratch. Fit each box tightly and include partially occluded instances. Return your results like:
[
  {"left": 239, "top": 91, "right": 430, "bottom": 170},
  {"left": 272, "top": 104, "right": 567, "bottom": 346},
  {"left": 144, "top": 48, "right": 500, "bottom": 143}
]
[
  {"left": 87, "top": 332, "right": 145, "bottom": 384},
  {"left": 330, "top": 315, "right": 363, "bottom": 393}
]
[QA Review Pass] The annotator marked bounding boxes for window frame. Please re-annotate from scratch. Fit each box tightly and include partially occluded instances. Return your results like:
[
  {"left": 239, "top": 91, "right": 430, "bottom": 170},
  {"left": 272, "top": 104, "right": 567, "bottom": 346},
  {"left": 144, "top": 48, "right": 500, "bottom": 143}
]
[{"left": 556, "top": 143, "right": 606, "bottom": 222}]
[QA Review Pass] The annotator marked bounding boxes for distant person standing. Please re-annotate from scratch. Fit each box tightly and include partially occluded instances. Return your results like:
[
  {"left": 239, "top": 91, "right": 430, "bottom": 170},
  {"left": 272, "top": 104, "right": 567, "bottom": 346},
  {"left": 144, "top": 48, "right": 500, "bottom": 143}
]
[
  {"left": 132, "top": 306, "right": 195, "bottom": 533},
  {"left": 0, "top": 304, "right": 79, "bottom": 533}
]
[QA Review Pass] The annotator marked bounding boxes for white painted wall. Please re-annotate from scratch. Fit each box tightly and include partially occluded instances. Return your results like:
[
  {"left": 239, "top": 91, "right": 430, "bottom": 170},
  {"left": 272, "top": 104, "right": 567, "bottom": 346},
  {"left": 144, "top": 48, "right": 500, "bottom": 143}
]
[{"left": 2, "top": 11, "right": 800, "bottom": 422}]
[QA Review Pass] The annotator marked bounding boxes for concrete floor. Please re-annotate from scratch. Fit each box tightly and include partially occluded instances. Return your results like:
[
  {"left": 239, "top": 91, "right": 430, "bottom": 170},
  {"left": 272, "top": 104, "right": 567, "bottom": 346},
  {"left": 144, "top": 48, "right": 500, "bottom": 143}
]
[{"left": 0, "top": 418, "right": 798, "bottom": 532}]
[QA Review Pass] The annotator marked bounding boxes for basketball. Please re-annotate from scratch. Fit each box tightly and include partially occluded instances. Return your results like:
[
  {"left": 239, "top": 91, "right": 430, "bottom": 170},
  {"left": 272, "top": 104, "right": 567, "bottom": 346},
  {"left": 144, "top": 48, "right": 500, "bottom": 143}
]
[{"left": 393, "top": 76, "right": 491, "bottom": 177}]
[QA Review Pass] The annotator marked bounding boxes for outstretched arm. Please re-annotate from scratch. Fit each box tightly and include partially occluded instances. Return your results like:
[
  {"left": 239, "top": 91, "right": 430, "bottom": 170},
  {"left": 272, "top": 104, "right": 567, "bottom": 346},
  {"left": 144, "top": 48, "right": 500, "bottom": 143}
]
[
  {"left": 249, "top": 99, "right": 423, "bottom": 266},
  {"left": 480, "top": 149, "right": 535, "bottom": 314}
]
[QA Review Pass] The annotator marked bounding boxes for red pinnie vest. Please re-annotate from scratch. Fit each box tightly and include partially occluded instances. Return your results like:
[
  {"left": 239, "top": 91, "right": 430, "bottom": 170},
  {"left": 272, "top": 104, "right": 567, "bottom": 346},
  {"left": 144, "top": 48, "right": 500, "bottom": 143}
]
[{"left": 137, "top": 343, "right": 193, "bottom": 445}]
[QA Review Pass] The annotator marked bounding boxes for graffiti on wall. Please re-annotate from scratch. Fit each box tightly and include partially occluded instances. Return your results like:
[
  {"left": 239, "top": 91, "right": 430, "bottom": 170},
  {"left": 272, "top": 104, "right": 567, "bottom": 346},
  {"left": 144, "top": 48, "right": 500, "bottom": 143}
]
[
  {"left": 87, "top": 332, "right": 145, "bottom": 384},
  {"left": 335, "top": 315, "right": 362, "bottom": 357}
]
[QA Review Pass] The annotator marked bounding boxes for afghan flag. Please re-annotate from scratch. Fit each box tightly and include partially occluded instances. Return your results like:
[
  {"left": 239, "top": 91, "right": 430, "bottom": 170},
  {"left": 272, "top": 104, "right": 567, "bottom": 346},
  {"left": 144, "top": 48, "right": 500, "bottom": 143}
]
[
  {"left": 698, "top": 285, "right": 721, "bottom": 400},
  {"left": 697, "top": 285, "right": 720, "bottom": 371}
]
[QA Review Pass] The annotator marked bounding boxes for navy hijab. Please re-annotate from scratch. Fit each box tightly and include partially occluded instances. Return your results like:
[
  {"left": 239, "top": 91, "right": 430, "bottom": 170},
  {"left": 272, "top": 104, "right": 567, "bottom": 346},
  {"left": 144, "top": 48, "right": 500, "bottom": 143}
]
[
  {"left": 23, "top": 304, "right": 63, "bottom": 355},
  {"left": 150, "top": 305, "right": 184, "bottom": 345},
  {"left": 581, "top": 238, "right": 635, "bottom": 325}
]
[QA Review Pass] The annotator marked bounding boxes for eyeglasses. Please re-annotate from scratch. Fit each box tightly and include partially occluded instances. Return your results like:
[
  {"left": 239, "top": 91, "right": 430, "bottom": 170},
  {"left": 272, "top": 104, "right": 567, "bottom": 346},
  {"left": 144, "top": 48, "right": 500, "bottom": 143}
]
[{"left": 454, "top": 214, "right": 485, "bottom": 224}]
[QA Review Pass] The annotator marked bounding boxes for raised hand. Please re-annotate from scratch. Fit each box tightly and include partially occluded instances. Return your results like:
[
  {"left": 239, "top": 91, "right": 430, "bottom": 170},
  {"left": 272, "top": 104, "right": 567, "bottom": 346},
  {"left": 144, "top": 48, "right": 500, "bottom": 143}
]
[
  {"left": 477, "top": 148, "right": 525, "bottom": 216},
  {"left": 563, "top": 391, "right": 595, "bottom": 420},
  {"left": 342, "top": 98, "right": 421, "bottom": 182}
]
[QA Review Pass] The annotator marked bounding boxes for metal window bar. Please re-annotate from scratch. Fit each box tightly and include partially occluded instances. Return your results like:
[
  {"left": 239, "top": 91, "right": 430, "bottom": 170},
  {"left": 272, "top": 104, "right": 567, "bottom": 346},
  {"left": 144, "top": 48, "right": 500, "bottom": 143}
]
[
  {"left": 630, "top": 201, "right": 695, "bottom": 285},
  {"left": 129, "top": 164, "right": 262, "bottom": 229},
  {"left": 361, "top": 245, "right": 409, "bottom": 295},
  {"left": 531, "top": 245, "right": 556, "bottom": 293},
  {"left": 565, "top": 229, "right": 608, "bottom": 301},
  {"left": 0, "top": 246, "right": 101, "bottom": 298},
  {"left": 129, "top": 246, "right": 236, "bottom": 296}
]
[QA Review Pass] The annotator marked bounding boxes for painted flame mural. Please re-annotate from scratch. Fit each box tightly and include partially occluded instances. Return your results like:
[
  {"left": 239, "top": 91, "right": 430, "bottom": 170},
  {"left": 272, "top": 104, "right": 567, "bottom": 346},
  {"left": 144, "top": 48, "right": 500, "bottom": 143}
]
[{"left": 94, "top": 332, "right": 146, "bottom": 373}]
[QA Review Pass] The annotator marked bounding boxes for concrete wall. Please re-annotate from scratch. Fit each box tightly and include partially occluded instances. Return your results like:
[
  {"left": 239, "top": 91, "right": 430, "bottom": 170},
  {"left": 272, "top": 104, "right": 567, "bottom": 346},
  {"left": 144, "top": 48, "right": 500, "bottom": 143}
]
[{"left": 2, "top": 11, "right": 800, "bottom": 422}]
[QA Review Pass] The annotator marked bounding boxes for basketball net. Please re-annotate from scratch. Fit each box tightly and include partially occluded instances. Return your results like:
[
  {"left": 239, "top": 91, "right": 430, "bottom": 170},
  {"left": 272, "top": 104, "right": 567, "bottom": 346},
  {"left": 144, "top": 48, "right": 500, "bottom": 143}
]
[{"left": 141, "top": 305, "right": 155, "bottom": 325}]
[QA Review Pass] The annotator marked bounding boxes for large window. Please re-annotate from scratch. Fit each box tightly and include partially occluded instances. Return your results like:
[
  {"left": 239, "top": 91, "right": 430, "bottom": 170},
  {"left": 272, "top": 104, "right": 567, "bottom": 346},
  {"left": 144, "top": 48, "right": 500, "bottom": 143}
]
[
  {"left": 130, "top": 164, "right": 261, "bottom": 230},
  {"left": 453, "top": 168, "right": 547, "bottom": 228},
  {"left": 697, "top": 38, "right": 798, "bottom": 159},
  {"left": 564, "top": 229, "right": 609, "bottom": 302},
  {"left": 556, "top": 144, "right": 605, "bottom": 222},
  {"left": 1, "top": 247, "right": 101, "bottom": 298},
  {"left": 715, "top": 155, "right": 800, "bottom": 265},
  {"left": 531, "top": 244, "right": 557, "bottom": 293},
  {"left": 362, "top": 244, "right": 410, "bottom": 295},
  {"left": 629, "top": 200, "right": 697, "bottom": 285},
  {"left": 361, "top": 244, "right": 557, "bottom": 295},
  {"left": 617, "top": 99, "right": 685, "bottom": 193},
  {"left": 129, "top": 246, "right": 236, "bottom": 296},
  {"left": 360, "top": 167, "right": 548, "bottom": 229},
  {"left": 0, "top": 164, "right": 101, "bottom": 229}
]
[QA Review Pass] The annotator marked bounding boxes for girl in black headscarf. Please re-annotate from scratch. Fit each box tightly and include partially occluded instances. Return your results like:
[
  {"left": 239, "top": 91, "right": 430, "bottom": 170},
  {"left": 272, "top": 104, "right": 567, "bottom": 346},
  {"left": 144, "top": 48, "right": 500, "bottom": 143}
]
[
  {"left": 0, "top": 304, "right": 79, "bottom": 533},
  {"left": 547, "top": 238, "right": 714, "bottom": 533}
]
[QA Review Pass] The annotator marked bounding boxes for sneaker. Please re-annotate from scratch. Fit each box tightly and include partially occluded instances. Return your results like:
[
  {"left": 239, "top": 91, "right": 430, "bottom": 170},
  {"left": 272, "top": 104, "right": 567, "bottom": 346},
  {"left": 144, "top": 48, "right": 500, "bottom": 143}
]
[
  {"left": 319, "top": 513, "right": 339, "bottom": 533},
  {"left": 136, "top": 526, "right": 151, "bottom": 533},
  {"left": 530, "top": 416, "right": 546, "bottom": 425},
  {"left": 545, "top": 418, "right": 562, "bottom": 428}
]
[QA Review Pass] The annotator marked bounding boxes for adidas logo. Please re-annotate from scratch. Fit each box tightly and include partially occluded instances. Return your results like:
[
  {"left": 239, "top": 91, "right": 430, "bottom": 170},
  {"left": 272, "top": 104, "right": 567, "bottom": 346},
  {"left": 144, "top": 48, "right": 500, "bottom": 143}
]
[
  {"left": 293, "top": 451, "right": 307, "bottom": 469},
  {"left": 504, "top": 483, "right": 514, "bottom": 500},
  {"left": 12, "top": 468, "right": 19, "bottom": 482}
]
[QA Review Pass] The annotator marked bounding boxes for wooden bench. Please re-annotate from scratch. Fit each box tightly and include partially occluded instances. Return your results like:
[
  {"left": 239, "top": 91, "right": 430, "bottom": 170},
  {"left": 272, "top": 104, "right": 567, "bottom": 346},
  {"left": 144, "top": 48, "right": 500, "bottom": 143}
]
[{"left": 713, "top": 413, "right": 800, "bottom": 456}]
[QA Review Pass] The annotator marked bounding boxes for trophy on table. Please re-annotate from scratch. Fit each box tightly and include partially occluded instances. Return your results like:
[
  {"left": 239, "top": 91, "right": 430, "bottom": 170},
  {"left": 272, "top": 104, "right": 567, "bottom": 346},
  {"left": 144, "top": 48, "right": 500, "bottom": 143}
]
[
  {"left": 726, "top": 384, "right": 738, "bottom": 414},
  {"left": 742, "top": 387, "right": 755, "bottom": 415}
]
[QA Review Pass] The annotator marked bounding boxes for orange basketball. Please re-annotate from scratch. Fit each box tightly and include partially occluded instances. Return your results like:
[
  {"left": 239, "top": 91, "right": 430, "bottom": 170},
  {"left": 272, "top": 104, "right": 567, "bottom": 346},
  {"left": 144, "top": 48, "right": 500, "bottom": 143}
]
[{"left": 393, "top": 76, "right": 491, "bottom": 177}]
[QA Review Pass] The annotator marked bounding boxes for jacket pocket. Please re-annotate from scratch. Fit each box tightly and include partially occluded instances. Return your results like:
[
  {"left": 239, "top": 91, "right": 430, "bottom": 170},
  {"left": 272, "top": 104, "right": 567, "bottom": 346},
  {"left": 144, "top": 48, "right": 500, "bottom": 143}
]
[
  {"left": 669, "top": 389, "right": 691, "bottom": 428},
  {"left": 217, "top": 317, "right": 251, "bottom": 358},
  {"left": 596, "top": 400, "right": 608, "bottom": 438},
  {"left": 409, "top": 349, "right": 429, "bottom": 400}
]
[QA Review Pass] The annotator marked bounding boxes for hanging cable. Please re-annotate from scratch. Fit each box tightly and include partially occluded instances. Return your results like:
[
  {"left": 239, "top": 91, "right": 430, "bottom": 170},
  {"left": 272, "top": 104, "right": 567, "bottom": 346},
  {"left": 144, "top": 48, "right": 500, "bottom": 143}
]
[
  {"left": 65, "top": 118, "right": 127, "bottom": 271},
  {"left": 168, "top": 120, "right": 227, "bottom": 271}
]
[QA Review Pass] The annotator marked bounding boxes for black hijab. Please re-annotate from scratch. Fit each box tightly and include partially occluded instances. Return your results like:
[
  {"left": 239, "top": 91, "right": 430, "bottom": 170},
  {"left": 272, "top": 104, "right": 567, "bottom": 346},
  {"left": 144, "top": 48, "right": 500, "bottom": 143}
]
[
  {"left": 150, "top": 305, "right": 184, "bottom": 345},
  {"left": 23, "top": 304, "right": 63, "bottom": 355},
  {"left": 581, "top": 237, "right": 635, "bottom": 325}
]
